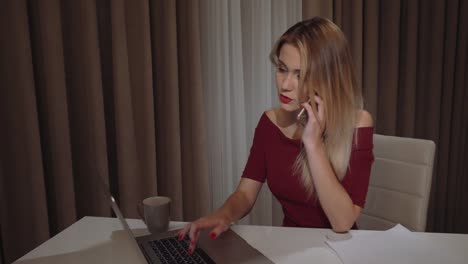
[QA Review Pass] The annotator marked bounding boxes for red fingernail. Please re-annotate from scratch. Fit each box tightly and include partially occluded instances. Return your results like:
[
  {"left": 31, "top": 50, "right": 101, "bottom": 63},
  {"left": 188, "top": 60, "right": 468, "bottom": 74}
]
[
  {"left": 210, "top": 232, "right": 216, "bottom": 239},
  {"left": 178, "top": 235, "right": 182, "bottom": 240},
  {"left": 188, "top": 248, "right": 193, "bottom": 255}
]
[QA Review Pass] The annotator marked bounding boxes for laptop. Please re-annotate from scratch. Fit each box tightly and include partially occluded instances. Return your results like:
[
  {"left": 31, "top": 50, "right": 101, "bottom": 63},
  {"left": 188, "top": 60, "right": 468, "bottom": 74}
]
[{"left": 108, "top": 194, "right": 274, "bottom": 264}]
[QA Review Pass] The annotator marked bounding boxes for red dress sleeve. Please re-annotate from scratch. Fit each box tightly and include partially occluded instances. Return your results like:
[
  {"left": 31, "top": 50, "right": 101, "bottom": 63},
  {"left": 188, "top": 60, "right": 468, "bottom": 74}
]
[
  {"left": 341, "top": 127, "right": 374, "bottom": 208},
  {"left": 241, "top": 114, "right": 268, "bottom": 183}
]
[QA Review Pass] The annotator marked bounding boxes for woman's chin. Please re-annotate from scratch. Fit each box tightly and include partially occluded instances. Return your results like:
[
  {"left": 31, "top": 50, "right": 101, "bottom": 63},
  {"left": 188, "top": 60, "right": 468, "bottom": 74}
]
[{"left": 279, "top": 104, "right": 300, "bottom": 113}]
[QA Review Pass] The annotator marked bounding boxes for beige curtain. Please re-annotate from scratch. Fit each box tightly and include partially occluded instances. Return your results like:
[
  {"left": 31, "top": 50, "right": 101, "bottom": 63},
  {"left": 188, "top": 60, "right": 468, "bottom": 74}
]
[
  {"left": 0, "top": 0, "right": 209, "bottom": 263},
  {"left": 303, "top": 0, "right": 468, "bottom": 233}
]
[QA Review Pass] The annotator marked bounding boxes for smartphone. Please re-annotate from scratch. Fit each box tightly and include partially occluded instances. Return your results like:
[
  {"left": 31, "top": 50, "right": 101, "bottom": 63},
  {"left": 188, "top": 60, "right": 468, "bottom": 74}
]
[
  {"left": 297, "top": 107, "right": 308, "bottom": 124},
  {"left": 297, "top": 98, "right": 318, "bottom": 124}
]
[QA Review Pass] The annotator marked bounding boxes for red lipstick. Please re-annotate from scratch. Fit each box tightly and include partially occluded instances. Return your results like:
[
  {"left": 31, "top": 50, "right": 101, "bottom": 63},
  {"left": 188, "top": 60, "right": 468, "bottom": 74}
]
[{"left": 279, "top": 94, "right": 293, "bottom": 104}]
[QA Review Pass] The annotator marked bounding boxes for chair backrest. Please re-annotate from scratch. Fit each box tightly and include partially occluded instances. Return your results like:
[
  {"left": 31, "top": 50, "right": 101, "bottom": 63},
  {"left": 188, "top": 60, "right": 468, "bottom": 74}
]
[{"left": 357, "top": 134, "right": 436, "bottom": 232}]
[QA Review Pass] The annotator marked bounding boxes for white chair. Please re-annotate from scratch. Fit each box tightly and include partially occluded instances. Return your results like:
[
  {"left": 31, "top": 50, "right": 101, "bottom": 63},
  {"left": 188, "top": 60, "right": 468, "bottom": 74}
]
[{"left": 357, "top": 134, "right": 436, "bottom": 232}]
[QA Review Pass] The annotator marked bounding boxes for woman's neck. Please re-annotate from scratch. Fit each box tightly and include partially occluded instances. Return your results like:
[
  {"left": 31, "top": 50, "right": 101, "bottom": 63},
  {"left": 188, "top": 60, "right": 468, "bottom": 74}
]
[
  {"left": 274, "top": 108, "right": 303, "bottom": 140},
  {"left": 275, "top": 108, "right": 299, "bottom": 127}
]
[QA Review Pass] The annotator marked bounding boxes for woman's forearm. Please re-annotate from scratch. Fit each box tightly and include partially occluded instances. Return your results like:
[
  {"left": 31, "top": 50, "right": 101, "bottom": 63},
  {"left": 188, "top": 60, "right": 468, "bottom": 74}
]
[
  {"left": 213, "top": 190, "right": 255, "bottom": 223},
  {"left": 305, "top": 142, "right": 359, "bottom": 232}
]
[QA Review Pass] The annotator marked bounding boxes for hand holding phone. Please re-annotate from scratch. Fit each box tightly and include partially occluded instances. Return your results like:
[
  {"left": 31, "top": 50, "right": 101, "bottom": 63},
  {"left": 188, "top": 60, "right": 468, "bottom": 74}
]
[
  {"left": 297, "top": 94, "right": 321, "bottom": 125},
  {"left": 297, "top": 100, "right": 311, "bottom": 125}
]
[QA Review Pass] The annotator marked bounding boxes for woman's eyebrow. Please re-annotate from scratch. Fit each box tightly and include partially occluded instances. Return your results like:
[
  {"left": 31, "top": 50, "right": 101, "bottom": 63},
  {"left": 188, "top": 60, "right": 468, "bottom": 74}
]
[
  {"left": 278, "top": 59, "right": 300, "bottom": 73},
  {"left": 277, "top": 59, "right": 287, "bottom": 68}
]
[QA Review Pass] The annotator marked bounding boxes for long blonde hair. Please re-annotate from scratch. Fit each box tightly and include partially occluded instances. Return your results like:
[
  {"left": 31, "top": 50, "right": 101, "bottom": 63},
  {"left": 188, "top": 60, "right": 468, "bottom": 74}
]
[{"left": 270, "top": 17, "right": 363, "bottom": 197}]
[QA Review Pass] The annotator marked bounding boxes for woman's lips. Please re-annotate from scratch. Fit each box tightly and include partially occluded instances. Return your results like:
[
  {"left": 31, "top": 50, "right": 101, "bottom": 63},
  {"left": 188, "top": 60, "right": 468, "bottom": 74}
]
[{"left": 279, "top": 94, "right": 293, "bottom": 104}]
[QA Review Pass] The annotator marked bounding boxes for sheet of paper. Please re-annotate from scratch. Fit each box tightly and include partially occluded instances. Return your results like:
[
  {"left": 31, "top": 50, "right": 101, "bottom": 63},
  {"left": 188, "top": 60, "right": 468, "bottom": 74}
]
[{"left": 326, "top": 224, "right": 465, "bottom": 264}]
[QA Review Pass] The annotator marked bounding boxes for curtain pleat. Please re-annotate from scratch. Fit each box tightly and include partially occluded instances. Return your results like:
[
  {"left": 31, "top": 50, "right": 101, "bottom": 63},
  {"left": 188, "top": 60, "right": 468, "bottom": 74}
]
[
  {"left": 441, "top": 0, "right": 468, "bottom": 232},
  {"left": 60, "top": 0, "right": 111, "bottom": 218},
  {"left": 362, "top": 0, "right": 379, "bottom": 117},
  {"left": 109, "top": 0, "right": 142, "bottom": 217},
  {"left": 0, "top": 1, "right": 50, "bottom": 262},
  {"left": 432, "top": 2, "right": 461, "bottom": 233},
  {"left": 149, "top": 0, "right": 184, "bottom": 221},
  {"left": 376, "top": 0, "right": 400, "bottom": 134},
  {"left": 396, "top": 0, "right": 418, "bottom": 136},
  {"left": 28, "top": 0, "right": 77, "bottom": 233},
  {"left": 454, "top": 0, "right": 468, "bottom": 233},
  {"left": 122, "top": 0, "right": 158, "bottom": 207},
  {"left": 176, "top": 0, "right": 211, "bottom": 220}
]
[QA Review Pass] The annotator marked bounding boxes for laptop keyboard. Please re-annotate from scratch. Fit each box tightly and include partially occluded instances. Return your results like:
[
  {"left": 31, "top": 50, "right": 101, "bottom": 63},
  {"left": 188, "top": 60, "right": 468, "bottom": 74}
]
[{"left": 147, "top": 236, "right": 215, "bottom": 264}]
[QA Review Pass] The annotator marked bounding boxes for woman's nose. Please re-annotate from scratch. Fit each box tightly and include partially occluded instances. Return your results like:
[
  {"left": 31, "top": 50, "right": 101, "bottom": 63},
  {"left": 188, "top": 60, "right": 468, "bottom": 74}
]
[{"left": 281, "top": 73, "right": 294, "bottom": 90}]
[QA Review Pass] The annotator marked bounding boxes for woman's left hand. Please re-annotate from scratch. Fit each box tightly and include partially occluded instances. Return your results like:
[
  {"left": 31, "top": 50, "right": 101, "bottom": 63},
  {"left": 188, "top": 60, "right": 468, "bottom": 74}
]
[{"left": 301, "top": 95, "right": 326, "bottom": 148}]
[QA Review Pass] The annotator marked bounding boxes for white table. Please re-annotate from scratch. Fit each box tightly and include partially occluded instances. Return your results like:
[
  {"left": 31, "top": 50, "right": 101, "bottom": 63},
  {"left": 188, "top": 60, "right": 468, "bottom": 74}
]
[{"left": 14, "top": 216, "right": 468, "bottom": 263}]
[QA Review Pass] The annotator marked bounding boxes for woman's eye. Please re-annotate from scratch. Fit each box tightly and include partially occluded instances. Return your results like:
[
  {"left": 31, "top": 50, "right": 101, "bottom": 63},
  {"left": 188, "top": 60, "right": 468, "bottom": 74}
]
[{"left": 277, "top": 67, "right": 287, "bottom": 73}]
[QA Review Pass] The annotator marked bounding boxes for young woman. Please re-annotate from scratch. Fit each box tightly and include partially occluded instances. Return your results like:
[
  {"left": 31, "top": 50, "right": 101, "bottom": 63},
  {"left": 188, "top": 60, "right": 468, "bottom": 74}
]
[{"left": 178, "top": 17, "right": 374, "bottom": 255}]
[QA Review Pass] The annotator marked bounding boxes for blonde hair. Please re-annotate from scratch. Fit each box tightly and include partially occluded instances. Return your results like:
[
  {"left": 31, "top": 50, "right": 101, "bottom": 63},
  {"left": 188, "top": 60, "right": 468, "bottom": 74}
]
[{"left": 270, "top": 17, "right": 363, "bottom": 197}]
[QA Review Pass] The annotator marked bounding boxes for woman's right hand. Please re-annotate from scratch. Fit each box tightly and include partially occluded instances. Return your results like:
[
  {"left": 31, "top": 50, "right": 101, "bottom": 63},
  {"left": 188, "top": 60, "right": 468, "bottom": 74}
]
[
  {"left": 176, "top": 179, "right": 263, "bottom": 254},
  {"left": 176, "top": 212, "right": 232, "bottom": 255}
]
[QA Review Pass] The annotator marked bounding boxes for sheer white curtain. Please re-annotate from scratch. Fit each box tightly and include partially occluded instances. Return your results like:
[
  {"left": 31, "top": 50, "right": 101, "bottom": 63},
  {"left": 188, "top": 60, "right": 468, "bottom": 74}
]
[{"left": 199, "top": 0, "right": 301, "bottom": 226}]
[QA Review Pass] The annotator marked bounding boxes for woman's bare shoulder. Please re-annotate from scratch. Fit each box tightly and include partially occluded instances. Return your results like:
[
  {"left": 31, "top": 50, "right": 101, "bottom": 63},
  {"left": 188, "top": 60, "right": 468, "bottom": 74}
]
[{"left": 356, "top": 110, "right": 373, "bottom": 128}]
